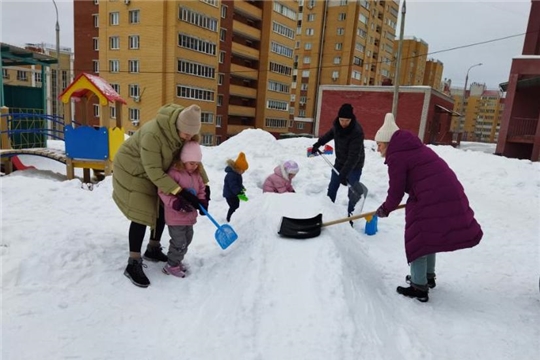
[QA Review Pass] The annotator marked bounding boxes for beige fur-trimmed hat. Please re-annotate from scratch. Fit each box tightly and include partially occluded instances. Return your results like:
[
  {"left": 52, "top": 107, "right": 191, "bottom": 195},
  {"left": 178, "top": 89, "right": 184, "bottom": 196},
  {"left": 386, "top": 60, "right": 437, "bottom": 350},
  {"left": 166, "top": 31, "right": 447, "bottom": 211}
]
[{"left": 176, "top": 104, "right": 202, "bottom": 135}]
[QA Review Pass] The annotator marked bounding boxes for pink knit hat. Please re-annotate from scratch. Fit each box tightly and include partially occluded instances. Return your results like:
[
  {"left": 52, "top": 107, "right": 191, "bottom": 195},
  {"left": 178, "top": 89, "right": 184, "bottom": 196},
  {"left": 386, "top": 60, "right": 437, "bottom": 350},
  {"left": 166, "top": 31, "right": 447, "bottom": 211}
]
[{"left": 180, "top": 141, "right": 202, "bottom": 163}]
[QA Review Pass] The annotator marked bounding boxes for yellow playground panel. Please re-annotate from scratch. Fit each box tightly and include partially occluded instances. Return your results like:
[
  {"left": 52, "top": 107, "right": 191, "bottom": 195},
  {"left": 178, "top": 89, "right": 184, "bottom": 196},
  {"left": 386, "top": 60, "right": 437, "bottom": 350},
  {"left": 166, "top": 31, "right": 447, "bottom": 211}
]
[{"left": 60, "top": 72, "right": 127, "bottom": 182}]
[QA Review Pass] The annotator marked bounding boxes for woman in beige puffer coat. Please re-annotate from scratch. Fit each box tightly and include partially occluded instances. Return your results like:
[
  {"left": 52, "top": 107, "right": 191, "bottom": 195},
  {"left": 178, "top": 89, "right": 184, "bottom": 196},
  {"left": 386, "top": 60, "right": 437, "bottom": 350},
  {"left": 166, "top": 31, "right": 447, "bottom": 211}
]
[{"left": 113, "top": 103, "right": 209, "bottom": 288}]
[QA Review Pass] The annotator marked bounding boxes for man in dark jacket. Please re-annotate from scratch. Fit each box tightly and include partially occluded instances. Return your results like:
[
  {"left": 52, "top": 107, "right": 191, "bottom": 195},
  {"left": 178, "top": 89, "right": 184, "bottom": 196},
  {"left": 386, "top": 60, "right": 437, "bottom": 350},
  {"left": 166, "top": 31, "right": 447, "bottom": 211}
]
[{"left": 311, "top": 103, "right": 365, "bottom": 218}]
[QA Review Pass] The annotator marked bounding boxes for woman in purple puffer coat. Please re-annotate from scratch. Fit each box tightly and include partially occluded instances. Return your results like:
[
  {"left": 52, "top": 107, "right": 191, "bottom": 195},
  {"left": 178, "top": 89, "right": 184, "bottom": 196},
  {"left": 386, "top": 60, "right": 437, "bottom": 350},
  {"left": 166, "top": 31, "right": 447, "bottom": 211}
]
[{"left": 374, "top": 113, "right": 483, "bottom": 302}]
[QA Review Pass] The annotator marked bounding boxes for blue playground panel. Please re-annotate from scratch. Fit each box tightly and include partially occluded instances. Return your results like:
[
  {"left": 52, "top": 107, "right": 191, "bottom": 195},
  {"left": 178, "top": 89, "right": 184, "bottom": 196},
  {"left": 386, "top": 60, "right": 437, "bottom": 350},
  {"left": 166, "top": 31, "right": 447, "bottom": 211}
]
[{"left": 64, "top": 126, "right": 109, "bottom": 160}]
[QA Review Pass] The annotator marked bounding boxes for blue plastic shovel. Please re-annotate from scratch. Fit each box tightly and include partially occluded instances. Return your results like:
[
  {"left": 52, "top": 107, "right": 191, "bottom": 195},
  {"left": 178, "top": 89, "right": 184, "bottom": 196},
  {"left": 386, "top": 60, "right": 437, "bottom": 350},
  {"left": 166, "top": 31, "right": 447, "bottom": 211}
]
[{"left": 199, "top": 205, "right": 238, "bottom": 250}]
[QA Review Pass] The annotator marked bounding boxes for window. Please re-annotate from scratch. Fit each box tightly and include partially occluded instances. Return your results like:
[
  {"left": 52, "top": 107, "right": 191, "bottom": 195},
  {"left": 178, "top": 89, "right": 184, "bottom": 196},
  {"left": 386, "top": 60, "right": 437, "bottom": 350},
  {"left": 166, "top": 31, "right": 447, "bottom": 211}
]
[
  {"left": 16, "top": 70, "right": 28, "bottom": 81},
  {"left": 178, "top": 33, "right": 217, "bottom": 55},
  {"left": 220, "top": 28, "right": 226, "bottom": 42},
  {"left": 111, "top": 83, "right": 120, "bottom": 93},
  {"left": 265, "top": 118, "right": 288, "bottom": 128},
  {"left": 201, "top": 134, "right": 213, "bottom": 146},
  {"left": 129, "top": 108, "right": 140, "bottom": 122},
  {"left": 62, "top": 71, "right": 68, "bottom": 89},
  {"left": 307, "top": 14, "right": 315, "bottom": 21},
  {"left": 301, "top": 83, "right": 308, "bottom": 91},
  {"left": 302, "top": 70, "right": 310, "bottom": 78},
  {"left": 272, "top": 21, "right": 295, "bottom": 39},
  {"left": 304, "top": 42, "right": 312, "bottom": 50},
  {"left": 297, "top": 122, "right": 305, "bottom": 130},
  {"left": 93, "top": 14, "right": 99, "bottom": 28},
  {"left": 352, "top": 70, "right": 361, "bottom": 80},
  {"left": 110, "top": 106, "right": 116, "bottom": 119},
  {"left": 335, "top": 43, "right": 342, "bottom": 50},
  {"left": 355, "top": 43, "right": 365, "bottom": 53},
  {"left": 337, "top": 28, "right": 344, "bottom": 35},
  {"left": 270, "top": 42, "right": 293, "bottom": 58},
  {"left": 303, "top": 56, "right": 311, "bottom": 64},
  {"left": 221, "top": 5, "right": 227, "bottom": 18},
  {"left": 217, "top": 95, "right": 223, "bottom": 106},
  {"left": 332, "top": 71, "right": 339, "bottom": 80},
  {"left": 273, "top": 2, "right": 297, "bottom": 21},
  {"left": 93, "top": 104, "right": 100, "bottom": 117},
  {"left": 93, "top": 37, "right": 99, "bottom": 51},
  {"left": 129, "top": 10, "right": 140, "bottom": 24},
  {"left": 93, "top": 60, "right": 100, "bottom": 73},
  {"left": 269, "top": 62, "right": 292, "bottom": 76},
  {"left": 268, "top": 81, "right": 290, "bottom": 93},
  {"left": 34, "top": 72, "right": 42, "bottom": 82},
  {"left": 109, "top": 36, "right": 120, "bottom": 50},
  {"left": 177, "top": 85, "right": 215, "bottom": 101},
  {"left": 338, "top": 13, "right": 346, "bottom": 21},
  {"left": 219, "top": 51, "right": 225, "bottom": 63},
  {"left": 129, "top": 84, "right": 140, "bottom": 97},
  {"left": 334, "top": 57, "right": 341, "bottom": 64},
  {"left": 179, "top": 6, "right": 218, "bottom": 32},
  {"left": 201, "top": 112, "right": 214, "bottom": 124},
  {"left": 306, "top": 28, "right": 314, "bottom": 36},
  {"left": 177, "top": 59, "right": 215, "bottom": 79},
  {"left": 129, "top": 35, "right": 139, "bottom": 49},
  {"left": 128, "top": 60, "right": 139, "bottom": 73},
  {"left": 109, "top": 12, "right": 119, "bottom": 25},
  {"left": 216, "top": 115, "right": 222, "bottom": 128},
  {"left": 218, "top": 73, "right": 224, "bottom": 85},
  {"left": 359, "top": 14, "right": 368, "bottom": 24},
  {"left": 2, "top": 69, "right": 8, "bottom": 79},
  {"left": 267, "top": 100, "right": 288, "bottom": 111},
  {"left": 109, "top": 60, "right": 119, "bottom": 73}
]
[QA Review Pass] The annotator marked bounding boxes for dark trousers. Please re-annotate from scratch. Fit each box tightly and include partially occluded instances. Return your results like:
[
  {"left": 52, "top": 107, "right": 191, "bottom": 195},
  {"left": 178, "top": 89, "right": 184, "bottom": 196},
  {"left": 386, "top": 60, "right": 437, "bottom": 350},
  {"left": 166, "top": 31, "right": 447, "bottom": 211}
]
[
  {"left": 166, "top": 225, "right": 194, "bottom": 266},
  {"left": 128, "top": 205, "right": 165, "bottom": 253},
  {"left": 226, "top": 196, "right": 240, "bottom": 222},
  {"left": 327, "top": 168, "right": 362, "bottom": 214}
]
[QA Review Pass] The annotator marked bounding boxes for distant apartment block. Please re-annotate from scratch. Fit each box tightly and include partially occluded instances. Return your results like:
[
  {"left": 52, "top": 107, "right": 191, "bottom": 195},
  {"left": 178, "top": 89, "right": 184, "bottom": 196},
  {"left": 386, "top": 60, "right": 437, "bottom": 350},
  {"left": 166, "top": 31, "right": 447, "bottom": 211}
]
[{"left": 451, "top": 83, "right": 504, "bottom": 143}]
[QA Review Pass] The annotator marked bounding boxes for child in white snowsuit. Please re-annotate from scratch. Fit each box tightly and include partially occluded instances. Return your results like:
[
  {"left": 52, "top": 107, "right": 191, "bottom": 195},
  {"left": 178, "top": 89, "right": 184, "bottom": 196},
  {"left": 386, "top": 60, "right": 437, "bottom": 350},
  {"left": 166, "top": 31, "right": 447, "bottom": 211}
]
[{"left": 158, "top": 141, "right": 208, "bottom": 278}]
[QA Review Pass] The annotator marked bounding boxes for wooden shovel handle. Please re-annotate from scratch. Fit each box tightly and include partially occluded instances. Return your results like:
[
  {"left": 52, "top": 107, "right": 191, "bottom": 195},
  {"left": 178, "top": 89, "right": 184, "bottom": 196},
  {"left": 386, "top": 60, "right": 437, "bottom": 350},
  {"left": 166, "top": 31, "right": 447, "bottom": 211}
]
[{"left": 322, "top": 204, "right": 406, "bottom": 227}]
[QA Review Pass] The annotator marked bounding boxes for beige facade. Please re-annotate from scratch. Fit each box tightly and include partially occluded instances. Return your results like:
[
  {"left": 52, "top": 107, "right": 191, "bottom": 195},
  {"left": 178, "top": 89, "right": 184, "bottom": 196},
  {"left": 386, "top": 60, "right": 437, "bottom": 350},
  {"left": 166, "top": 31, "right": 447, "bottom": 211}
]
[
  {"left": 2, "top": 43, "right": 72, "bottom": 115},
  {"left": 392, "top": 36, "right": 427, "bottom": 86},
  {"left": 423, "top": 58, "right": 443, "bottom": 90}
]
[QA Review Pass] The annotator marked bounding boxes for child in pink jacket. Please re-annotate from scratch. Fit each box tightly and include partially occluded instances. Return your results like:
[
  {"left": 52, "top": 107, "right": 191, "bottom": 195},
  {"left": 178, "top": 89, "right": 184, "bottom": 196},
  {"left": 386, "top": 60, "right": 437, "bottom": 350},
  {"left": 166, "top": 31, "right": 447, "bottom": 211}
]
[
  {"left": 262, "top": 160, "right": 299, "bottom": 193},
  {"left": 158, "top": 141, "right": 207, "bottom": 278}
]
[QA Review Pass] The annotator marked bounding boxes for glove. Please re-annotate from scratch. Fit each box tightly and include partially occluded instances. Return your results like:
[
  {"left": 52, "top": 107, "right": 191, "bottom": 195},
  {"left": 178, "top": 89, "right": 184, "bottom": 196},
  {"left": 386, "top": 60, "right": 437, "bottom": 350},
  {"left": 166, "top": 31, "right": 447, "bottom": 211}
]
[
  {"left": 310, "top": 142, "right": 320, "bottom": 155},
  {"left": 198, "top": 198, "right": 209, "bottom": 216},
  {"left": 179, "top": 188, "right": 200, "bottom": 209},
  {"left": 376, "top": 205, "right": 389, "bottom": 218},
  {"left": 205, "top": 185, "right": 211, "bottom": 201},
  {"left": 238, "top": 191, "right": 249, "bottom": 202},
  {"left": 339, "top": 172, "right": 348, "bottom": 186},
  {"left": 172, "top": 197, "right": 194, "bottom": 212}
]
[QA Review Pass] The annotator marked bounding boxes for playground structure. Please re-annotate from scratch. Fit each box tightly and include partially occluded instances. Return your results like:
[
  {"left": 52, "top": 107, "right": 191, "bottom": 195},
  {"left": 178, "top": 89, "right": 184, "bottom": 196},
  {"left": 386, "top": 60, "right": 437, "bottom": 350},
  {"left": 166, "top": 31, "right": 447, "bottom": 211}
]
[{"left": 0, "top": 73, "right": 126, "bottom": 182}]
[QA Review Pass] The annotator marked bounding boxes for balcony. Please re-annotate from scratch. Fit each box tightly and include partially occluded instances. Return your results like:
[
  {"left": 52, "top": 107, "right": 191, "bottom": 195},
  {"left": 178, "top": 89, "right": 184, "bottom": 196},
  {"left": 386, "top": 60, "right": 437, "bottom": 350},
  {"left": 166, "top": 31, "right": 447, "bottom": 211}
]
[
  {"left": 233, "top": 1, "right": 262, "bottom": 20},
  {"left": 230, "top": 84, "right": 257, "bottom": 99},
  {"left": 232, "top": 42, "right": 259, "bottom": 60},
  {"left": 230, "top": 63, "right": 258, "bottom": 80},
  {"left": 507, "top": 117, "right": 538, "bottom": 143},
  {"left": 233, "top": 20, "right": 261, "bottom": 41},
  {"left": 228, "top": 105, "right": 256, "bottom": 117}
]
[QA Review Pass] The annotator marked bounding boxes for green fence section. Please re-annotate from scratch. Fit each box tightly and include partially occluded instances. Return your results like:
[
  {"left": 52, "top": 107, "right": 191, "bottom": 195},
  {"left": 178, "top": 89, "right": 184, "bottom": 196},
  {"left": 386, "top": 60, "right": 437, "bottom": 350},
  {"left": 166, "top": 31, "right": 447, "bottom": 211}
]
[{"left": 4, "top": 85, "right": 47, "bottom": 149}]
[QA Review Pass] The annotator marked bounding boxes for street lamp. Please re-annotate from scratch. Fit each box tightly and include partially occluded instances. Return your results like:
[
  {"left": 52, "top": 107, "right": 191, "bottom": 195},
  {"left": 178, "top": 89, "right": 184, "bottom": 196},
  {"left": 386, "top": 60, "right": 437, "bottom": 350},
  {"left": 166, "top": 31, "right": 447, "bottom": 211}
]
[
  {"left": 52, "top": 0, "right": 61, "bottom": 121},
  {"left": 459, "top": 62, "right": 482, "bottom": 134}
]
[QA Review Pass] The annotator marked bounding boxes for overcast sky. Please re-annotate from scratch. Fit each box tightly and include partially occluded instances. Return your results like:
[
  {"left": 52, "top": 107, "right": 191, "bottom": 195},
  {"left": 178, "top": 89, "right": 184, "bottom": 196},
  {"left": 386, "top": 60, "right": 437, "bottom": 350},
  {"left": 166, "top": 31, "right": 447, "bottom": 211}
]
[{"left": 1, "top": 0, "right": 532, "bottom": 90}]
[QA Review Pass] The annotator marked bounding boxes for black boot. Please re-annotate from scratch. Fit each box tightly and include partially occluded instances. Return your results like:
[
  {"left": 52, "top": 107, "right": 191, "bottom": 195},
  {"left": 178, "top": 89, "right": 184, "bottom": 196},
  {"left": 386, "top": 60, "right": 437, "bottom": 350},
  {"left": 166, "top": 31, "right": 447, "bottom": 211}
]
[
  {"left": 124, "top": 258, "right": 150, "bottom": 288},
  {"left": 143, "top": 246, "right": 168, "bottom": 262},
  {"left": 396, "top": 285, "right": 429, "bottom": 302},
  {"left": 348, "top": 212, "right": 354, "bottom": 227},
  {"left": 406, "top": 275, "right": 436, "bottom": 289}
]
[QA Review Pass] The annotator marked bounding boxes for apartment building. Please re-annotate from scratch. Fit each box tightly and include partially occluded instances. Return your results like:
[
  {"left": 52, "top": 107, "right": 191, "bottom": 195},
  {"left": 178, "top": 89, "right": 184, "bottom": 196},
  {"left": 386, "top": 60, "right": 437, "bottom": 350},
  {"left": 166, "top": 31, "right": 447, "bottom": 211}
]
[
  {"left": 451, "top": 83, "right": 504, "bottom": 143},
  {"left": 423, "top": 58, "right": 443, "bottom": 90},
  {"left": 75, "top": 0, "right": 299, "bottom": 143},
  {"left": 291, "top": 0, "right": 399, "bottom": 134},
  {"left": 2, "top": 43, "right": 72, "bottom": 116},
  {"left": 391, "top": 36, "right": 426, "bottom": 86}
]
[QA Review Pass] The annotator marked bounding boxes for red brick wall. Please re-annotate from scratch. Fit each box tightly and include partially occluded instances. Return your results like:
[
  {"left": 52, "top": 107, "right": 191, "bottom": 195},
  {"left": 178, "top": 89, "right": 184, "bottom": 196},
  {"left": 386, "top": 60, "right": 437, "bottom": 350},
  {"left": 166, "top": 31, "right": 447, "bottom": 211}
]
[{"left": 317, "top": 89, "right": 427, "bottom": 140}]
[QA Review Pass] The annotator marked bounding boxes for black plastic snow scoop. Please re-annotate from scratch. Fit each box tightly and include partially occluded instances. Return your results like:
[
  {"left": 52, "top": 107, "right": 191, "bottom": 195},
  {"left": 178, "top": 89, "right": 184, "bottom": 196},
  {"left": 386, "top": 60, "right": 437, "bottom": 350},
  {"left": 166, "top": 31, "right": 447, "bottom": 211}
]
[{"left": 278, "top": 205, "right": 406, "bottom": 239}]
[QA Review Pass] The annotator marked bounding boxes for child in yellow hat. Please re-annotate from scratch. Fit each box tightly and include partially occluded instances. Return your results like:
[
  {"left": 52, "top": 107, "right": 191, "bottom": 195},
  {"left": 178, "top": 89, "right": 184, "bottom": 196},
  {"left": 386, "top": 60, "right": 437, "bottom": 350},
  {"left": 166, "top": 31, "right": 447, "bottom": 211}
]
[{"left": 222, "top": 152, "right": 248, "bottom": 222}]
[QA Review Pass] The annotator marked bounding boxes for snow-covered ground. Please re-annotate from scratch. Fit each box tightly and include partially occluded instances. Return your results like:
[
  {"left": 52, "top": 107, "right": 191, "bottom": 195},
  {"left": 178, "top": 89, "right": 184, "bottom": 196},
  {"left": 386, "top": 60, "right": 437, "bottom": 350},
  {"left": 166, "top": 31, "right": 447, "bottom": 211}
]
[{"left": 2, "top": 129, "right": 539, "bottom": 359}]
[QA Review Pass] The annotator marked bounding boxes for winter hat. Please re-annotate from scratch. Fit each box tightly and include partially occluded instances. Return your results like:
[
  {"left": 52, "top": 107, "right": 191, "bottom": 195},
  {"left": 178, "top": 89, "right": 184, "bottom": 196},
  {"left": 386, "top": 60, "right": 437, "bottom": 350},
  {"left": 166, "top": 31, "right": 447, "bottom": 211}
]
[
  {"left": 180, "top": 141, "right": 202, "bottom": 163},
  {"left": 283, "top": 160, "right": 299, "bottom": 175},
  {"left": 176, "top": 104, "right": 202, "bottom": 135},
  {"left": 234, "top": 152, "right": 249, "bottom": 171},
  {"left": 374, "top": 113, "right": 400, "bottom": 142},
  {"left": 338, "top": 103, "right": 354, "bottom": 119}
]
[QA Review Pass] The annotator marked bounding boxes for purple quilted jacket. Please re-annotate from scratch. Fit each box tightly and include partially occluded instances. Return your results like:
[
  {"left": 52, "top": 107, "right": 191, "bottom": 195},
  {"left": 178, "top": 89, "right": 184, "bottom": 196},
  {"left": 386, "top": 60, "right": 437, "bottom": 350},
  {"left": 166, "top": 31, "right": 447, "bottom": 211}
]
[{"left": 381, "top": 130, "right": 483, "bottom": 263}]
